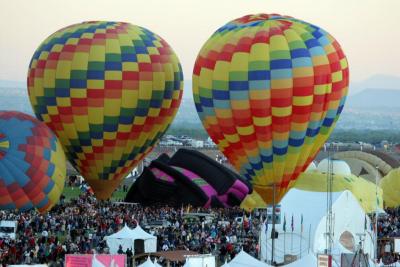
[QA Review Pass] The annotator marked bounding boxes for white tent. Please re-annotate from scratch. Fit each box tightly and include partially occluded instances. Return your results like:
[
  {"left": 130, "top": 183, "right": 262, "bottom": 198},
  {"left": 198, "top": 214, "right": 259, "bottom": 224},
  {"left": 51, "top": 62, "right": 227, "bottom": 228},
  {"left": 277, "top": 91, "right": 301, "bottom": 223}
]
[
  {"left": 183, "top": 261, "right": 194, "bottom": 267},
  {"left": 105, "top": 225, "right": 136, "bottom": 254},
  {"left": 131, "top": 225, "right": 157, "bottom": 253},
  {"left": 229, "top": 250, "right": 271, "bottom": 267},
  {"left": 153, "top": 259, "right": 162, "bottom": 267},
  {"left": 260, "top": 189, "right": 375, "bottom": 266},
  {"left": 105, "top": 225, "right": 157, "bottom": 254},
  {"left": 138, "top": 257, "right": 156, "bottom": 267}
]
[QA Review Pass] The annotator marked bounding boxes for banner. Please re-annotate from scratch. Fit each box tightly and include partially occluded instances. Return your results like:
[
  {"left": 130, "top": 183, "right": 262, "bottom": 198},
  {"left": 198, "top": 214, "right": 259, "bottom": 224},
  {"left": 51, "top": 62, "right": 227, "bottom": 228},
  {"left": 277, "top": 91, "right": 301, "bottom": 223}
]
[
  {"left": 65, "top": 254, "right": 126, "bottom": 267},
  {"left": 395, "top": 238, "right": 400, "bottom": 253},
  {"left": 184, "top": 254, "right": 215, "bottom": 267},
  {"left": 318, "top": 254, "right": 332, "bottom": 267}
]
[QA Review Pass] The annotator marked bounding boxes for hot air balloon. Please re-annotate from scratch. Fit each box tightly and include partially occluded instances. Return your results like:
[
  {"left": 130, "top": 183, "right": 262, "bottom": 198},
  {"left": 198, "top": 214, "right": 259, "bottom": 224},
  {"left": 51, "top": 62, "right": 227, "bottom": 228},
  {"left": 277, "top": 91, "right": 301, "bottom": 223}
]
[
  {"left": 193, "top": 14, "right": 349, "bottom": 204},
  {"left": 28, "top": 21, "right": 183, "bottom": 199},
  {"left": 0, "top": 111, "right": 66, "bottom": 213}
]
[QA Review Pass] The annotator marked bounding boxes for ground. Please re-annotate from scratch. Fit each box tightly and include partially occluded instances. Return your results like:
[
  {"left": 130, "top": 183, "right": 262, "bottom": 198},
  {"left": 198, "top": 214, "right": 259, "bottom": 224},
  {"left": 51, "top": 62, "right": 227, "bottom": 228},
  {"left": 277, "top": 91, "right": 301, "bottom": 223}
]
[{"left": 63, "top": 186, "right": 128, "bottom": 202}]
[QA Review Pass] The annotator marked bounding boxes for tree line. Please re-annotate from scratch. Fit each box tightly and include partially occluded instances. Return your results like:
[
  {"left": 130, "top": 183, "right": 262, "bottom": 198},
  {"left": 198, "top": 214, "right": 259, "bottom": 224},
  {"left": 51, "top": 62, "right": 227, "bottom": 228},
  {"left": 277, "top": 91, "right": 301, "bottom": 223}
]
[{"left": 166, "top": 125, "right": 400, "bottom": 144}]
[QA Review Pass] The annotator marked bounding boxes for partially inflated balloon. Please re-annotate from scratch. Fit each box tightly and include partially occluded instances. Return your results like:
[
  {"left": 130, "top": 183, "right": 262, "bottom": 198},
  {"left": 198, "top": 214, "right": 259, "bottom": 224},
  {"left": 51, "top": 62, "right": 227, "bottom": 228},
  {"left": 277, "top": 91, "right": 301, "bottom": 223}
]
[
  {"left": 28, "top": 22, "right": 183, "bottom": 199},
  {"left": 193, "top": 14, "right": 349, "bottom": 203},
  {"left": 0, "top": 111, "right": 66, "bottom": 213}
]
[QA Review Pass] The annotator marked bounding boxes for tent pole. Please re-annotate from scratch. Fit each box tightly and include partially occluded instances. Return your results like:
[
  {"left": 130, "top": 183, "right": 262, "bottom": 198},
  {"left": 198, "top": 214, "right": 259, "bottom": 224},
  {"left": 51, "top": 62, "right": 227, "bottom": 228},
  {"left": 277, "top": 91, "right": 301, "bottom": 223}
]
[
  {"left": 271, "top": 183, "right": 276, "bottom": 266},
  {"left": 291, "top": 226, "right": 293, "bottom": 254},
  {"left": 325, "top": 144, "right": 334, "bottom": 255},
  {"left": 283, "top": 223, "right": 286, "bottom": 262},
  {"left": 300, "top": 230, "right": 302, "bottom": 258},
  {"left": 308, "top": 223, "right": 311, "bottom": 254}
]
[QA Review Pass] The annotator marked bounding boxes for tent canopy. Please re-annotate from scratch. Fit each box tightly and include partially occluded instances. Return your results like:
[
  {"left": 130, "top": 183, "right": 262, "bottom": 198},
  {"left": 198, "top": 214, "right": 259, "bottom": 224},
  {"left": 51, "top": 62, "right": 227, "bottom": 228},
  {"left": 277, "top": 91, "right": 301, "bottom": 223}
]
[
  {"left": 229, "top": 250, "right": 271, "bottom": 267},
  {"left": 138, "top": 257, "right": 156, "bottom": 267},
  {"left": 153, "top": 259, "right": 162, "bottom": 267},
  {"left": 259, "top": 189, "right": 375, "bottom": 265},
  {"left": 241, "top": 169, "right": 383, "bottom": 213},
  {"left": 106, "top": 225, "right": 135, "bottom": 239},
  {"left": 105, "top": 225, "right": 157, "bottom": 254},
  {"left": 132, "top": 225, "right": 156, "bottom": 240}
]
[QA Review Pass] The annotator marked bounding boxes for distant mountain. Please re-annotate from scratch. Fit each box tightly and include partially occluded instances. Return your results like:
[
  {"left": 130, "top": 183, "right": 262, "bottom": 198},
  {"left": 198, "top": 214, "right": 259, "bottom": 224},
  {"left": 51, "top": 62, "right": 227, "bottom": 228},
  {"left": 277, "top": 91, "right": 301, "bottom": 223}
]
[
  {"left": 349, "top": 74, "right": 400, "bottom": 96},
  {"left": 346, "top": 89, "right": 400, "bottom": 108},
  {"left": 2, "top": 78, "right": 400, "bottom": 130},
  {"left": 0, "top": 80, "right": 33, "bottom": 114}
]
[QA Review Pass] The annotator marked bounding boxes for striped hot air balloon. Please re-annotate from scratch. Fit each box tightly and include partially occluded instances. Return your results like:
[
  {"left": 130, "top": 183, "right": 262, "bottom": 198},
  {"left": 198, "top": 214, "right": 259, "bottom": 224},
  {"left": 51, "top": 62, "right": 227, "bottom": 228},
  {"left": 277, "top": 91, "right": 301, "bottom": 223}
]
[
  {"left": 28, "top": 21, "right": 183, "bottom": 200},
  {"left": 193, "top": 14, "right": 349, "bottom": 204},
  {"left": 0, "top": 111, "right": 66, "bottom": 213}
]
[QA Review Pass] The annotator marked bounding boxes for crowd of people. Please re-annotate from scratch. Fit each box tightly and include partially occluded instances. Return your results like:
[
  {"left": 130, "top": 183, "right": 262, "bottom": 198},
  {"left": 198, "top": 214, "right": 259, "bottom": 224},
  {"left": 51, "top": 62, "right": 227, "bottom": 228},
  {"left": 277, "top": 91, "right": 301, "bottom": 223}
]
[
  {"left": 377, "top": 207, "right": 400, "bottom": 238},
  {"left": 4, "top": 183, "right": 400, "bottom": 266},
  {"left": 0, "top": 191, "right": 264, "bottom": 266},
  {"left": 376, "top": 207, "right": 400, "bottom": 265}
]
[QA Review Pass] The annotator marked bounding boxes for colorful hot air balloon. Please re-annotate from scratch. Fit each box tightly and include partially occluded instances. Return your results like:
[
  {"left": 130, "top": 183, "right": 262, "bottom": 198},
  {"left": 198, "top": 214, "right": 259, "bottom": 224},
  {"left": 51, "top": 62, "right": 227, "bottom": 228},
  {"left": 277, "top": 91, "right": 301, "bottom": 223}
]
[
  {"left": 193, "top": 14, "right": 349, "bottom": 204},
  {"left": 28, "top": 21, "right": 183, "bottom": 200},
  {"left": 0, "top": 111, "right": 66, "bottom": 213}
]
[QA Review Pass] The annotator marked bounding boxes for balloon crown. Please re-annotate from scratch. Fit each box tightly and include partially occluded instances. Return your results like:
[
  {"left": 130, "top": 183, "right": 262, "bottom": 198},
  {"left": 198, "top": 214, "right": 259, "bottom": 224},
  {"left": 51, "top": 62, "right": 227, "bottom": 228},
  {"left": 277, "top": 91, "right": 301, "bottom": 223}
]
[{"left": 230, "top": 13, "right": 294, "bottom": 24}]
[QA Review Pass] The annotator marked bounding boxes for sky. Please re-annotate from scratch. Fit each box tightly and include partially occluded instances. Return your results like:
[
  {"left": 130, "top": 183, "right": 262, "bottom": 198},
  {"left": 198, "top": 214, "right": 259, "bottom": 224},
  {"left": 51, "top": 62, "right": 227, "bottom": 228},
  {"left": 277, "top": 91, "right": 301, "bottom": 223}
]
[{"left": 0, "top": 0, "right": 399, "bottom": 83}]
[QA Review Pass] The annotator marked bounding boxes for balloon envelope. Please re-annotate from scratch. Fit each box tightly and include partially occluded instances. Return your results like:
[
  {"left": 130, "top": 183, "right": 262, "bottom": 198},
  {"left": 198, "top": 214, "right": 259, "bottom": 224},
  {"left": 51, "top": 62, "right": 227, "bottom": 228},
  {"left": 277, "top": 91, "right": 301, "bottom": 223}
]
[
  {"left": 0, "top": 111, "right": 66, "bottom": 213},
  {"left": 193, "top": 14, "right": 349, "bottom": 203},
  {"left": 28, "top": 21, "right": 183, "bottom": 199}
]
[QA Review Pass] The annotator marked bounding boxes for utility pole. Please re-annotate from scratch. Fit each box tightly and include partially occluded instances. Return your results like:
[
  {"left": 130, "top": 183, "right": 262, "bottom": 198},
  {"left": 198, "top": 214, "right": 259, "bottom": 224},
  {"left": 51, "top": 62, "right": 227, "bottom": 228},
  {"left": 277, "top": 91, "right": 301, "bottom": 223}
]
[
  {"left": 271, "top": 183, "right": 276, "bottom": 266},
  {"left": 325, "top": 144, "right": 334, "bottom": 255},
  {"left": 375, "top": 165, "right": 379, "bottom": 262}
]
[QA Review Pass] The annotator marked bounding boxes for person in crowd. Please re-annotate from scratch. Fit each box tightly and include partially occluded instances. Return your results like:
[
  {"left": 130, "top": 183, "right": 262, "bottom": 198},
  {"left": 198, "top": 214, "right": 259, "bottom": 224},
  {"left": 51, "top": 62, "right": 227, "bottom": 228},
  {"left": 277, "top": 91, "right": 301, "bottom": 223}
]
[{"left": 0, "top": 191, "right": 264, "bottom": 266}]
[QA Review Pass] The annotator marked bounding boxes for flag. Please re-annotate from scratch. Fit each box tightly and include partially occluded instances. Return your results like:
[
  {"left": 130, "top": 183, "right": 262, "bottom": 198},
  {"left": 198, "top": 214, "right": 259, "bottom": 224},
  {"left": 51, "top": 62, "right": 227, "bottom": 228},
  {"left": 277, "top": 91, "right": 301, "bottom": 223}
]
[
  {"left": 301, "top": 214, "right": 304, "bottom": 233},
  {"left": 364, "top": 215, "right": 367, "bottom": 231},
  {"left": 283, "top": 214, "right": 286, "bottom": 232},
  {"left": 291, "top": 214, "right": 294, "bottom": 232}
]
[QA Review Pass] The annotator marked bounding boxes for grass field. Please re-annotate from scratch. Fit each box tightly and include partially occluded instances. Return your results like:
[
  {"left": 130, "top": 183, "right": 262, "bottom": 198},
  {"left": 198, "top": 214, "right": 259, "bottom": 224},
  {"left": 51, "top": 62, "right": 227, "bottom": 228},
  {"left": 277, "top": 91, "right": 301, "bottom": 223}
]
[{"left": 63, "top": 186, "right": 128, "bottom": 202}]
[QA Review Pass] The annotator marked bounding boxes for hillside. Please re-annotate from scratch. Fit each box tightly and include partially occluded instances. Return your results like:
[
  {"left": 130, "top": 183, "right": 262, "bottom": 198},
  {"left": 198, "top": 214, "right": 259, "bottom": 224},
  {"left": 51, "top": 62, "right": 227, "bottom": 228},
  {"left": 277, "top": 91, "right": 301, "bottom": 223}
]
[
  {"left": 346, "top": 89, "right": 400, "bottom": 108},
  {"left": 1, "top": 79, "right": 400, "bottom": 130}
]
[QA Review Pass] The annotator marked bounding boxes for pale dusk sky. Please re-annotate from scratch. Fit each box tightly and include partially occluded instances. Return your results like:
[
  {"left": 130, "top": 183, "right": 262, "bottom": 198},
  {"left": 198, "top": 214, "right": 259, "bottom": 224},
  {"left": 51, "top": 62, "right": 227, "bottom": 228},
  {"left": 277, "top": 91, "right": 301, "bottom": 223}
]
[{"left": 0, "top": 0, "right": 399, "bottom": 83}]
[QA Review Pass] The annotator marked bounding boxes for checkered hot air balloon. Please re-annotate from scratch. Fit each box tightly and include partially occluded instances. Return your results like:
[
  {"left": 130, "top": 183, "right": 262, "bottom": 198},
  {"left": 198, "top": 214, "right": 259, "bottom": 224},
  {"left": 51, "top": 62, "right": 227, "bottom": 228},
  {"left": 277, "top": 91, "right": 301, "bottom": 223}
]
[
  {"left": 193, "top": 14, "right": 349, "bottom": 204},
  {"left": 28, "top": 21, "right": 183, "bottom": 200},
  {"left": 0, "top": 111, "right": 66, "bottom": 213}
]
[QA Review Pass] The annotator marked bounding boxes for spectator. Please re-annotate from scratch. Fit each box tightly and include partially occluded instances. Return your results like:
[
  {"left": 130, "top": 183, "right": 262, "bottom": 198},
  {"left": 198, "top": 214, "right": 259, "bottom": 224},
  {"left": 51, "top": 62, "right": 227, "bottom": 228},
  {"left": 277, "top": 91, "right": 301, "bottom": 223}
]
[{"left": 0, "top": 191, "right": 264, "bottom": 266}]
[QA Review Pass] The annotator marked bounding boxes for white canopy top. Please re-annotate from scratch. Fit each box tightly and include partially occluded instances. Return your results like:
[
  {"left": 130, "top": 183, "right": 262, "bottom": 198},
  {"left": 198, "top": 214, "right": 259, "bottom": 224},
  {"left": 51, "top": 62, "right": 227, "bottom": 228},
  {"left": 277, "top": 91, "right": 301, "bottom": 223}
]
[
  {"left": 105, "top": 224, "right": 136, "bottom": 239},
  {"left": 153, "top": 259, "right": 162, "bottom": 267},
  {"left": 229, "top": 250, "right": 271, "bottom": 267},
  {"left": 138, "top": 257, "right": 156, "bottom": 267},
  {"left": 132, "top": 225, "right": 156, "bottom": 240},
  {"left": 105, "top": 224, "right": 157, "bottom": 254}
]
